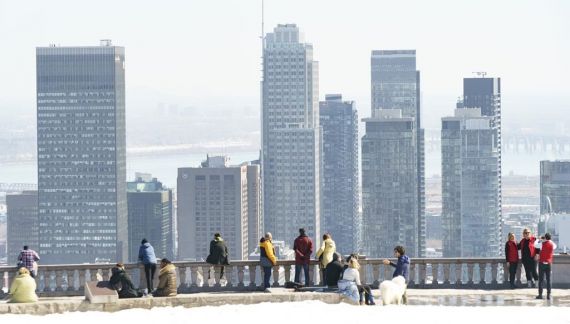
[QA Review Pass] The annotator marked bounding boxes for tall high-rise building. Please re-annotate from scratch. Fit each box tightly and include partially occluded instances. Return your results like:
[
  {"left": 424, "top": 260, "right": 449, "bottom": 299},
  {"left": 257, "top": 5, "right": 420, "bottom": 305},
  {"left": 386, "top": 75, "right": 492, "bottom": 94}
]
[
  {"left": 362, "top": 109, "right": 420, "bottom": 257},
  {"left": 319, "top": 94, "right": 360, "bottom": 253},
  {"left": 262, "top": 24, "right": 322, "bottom": 246},
  {"left": 127, "top": 173, "right": 174, "bottom": 262},
  {"left": 540, "top": 160, "right": 570, "bottom": 215},
  {"left": 36, "top": 41, "right": 127, "bottom": 264},
  {"left": 7, "top": 191, "right": 38, "bottom": 263},
  {"left": 368, "top": 50, "right": 425, "bottom": 256},
  {"left": 246, "top": 162, "right": 262, "bottom": 254},
  {"left": 177, "top": 156, "right": 260, "bottom": 261},
  {"left": 441, "top": 108, "right": 501, "bottom": 257}
]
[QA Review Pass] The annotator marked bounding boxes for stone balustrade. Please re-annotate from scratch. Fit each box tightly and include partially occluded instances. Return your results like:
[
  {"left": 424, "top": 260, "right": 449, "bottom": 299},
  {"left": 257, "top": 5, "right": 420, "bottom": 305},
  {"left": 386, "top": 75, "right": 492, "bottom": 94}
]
[{"left": 1, "top": 256, "right": 569, "bottom": 297}]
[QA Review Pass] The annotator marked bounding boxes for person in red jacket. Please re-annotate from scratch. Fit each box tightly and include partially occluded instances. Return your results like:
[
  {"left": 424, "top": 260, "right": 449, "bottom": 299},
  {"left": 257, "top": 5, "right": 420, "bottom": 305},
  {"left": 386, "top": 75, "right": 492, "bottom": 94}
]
[
  {"left": 504, "top": 232, "right": 519, "bottom": 289},
  {"left": 518, "top": 228, "right": 538, "bottom": 287},
  {"left": 293, "top": 228, "right": 313, "bottom": 286},
  {"left": 534, "top": 233, "right": 557, "bottom": 300}
]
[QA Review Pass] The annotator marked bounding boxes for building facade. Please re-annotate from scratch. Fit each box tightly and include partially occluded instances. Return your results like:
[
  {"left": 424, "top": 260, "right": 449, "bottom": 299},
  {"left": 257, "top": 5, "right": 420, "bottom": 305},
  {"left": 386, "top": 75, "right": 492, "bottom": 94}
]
[
  {"left": 262, "top": 24, "right": 322, "bottom": 247},
  {"left": 367, "top": 50, "right": 425, "bottom": 257},
  {"left": 441, "top": 108, "right": 501, "bottom": 257},
  {"left": 178, "top": 156, "right": 260, "bottom": 261},
  {"left": 6, "top": 191, "right": 38, "bottom": 263},
  {"left": 319, "top": 94, "right": 360, "bottom": 254},
  {"left": 540, "top": 160, "right": 570, "bottom": 244},
  {"left": 36, "top": 41, "right": 127, "bottom": 264},
  {"left": 362, "top": 110, "right": 420, "bottom": 257},
  {"left": 127, "top": 174, "right": 174, "bottom": 262}
]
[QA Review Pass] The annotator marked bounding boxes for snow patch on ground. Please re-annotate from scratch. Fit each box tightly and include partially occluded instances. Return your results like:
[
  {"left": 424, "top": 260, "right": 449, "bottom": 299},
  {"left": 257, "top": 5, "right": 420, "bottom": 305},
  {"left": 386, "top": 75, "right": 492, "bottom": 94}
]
[{"left": 1, "top": 301, "right": 569, "bottom": 324}]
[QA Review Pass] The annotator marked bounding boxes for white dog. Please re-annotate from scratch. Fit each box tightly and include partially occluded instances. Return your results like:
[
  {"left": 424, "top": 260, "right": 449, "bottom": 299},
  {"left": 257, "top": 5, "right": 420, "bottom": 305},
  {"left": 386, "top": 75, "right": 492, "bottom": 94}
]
[{"left": 379, "top": 275, "right": 407, "bottom": 305}]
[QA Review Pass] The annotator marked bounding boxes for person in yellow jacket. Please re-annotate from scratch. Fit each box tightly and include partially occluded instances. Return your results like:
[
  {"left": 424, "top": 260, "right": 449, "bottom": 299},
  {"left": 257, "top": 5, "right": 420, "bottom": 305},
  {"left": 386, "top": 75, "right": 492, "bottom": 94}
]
[
  {"left": 8, "top": 267, "right": 38, "bottom": 303},
  {"left": 316, "top": 233, "right": 336, "bottom": 285},
  {"left": 260, "top": 232, "right": 277, "bottom": 290}
]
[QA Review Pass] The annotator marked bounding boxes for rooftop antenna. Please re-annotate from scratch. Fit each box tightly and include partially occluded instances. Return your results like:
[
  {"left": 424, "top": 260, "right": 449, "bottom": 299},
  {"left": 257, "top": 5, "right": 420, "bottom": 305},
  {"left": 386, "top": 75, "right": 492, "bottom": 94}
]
[{"left": 472, "top": 71, "right": 487, "bottom": 78}]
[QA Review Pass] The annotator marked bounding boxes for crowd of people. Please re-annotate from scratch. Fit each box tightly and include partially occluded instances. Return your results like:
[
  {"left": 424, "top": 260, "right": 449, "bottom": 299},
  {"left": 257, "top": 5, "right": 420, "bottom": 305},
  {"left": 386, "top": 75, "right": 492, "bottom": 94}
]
[{"left": 3, "top": 227, "right": 560, "bottom": 304}]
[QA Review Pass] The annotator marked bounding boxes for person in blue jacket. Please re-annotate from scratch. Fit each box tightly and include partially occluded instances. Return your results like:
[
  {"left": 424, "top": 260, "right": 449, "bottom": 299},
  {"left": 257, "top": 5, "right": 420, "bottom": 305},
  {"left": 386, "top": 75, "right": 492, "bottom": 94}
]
[
  {"left": 383, "top": 245, "right": 410, "bottom": 304},
  {"left": 138, "top": 238, "right": 157, "bottom": 294}
]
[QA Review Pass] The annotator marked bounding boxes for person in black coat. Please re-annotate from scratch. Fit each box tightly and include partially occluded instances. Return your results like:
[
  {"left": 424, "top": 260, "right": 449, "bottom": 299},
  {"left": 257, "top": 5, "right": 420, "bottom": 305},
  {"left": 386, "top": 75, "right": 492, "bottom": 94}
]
[
  {"left": 206, "top": 233, "right": 230, "bottom": 279},
  {"left": 109, "top": 263, "right": 141, "bottom": 298},
  {"left": 325, "top": 252, "right": 343, "bottom": 288}
]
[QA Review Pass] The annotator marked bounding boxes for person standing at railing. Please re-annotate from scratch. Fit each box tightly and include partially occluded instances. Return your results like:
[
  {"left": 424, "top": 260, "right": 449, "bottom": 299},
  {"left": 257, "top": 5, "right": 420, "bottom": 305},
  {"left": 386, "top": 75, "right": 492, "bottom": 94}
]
[
  {"left": 206, "top": 233, "right": 230, "bottom": 282},
  {"left": 505, "top": 232, "right": 519, "bottom": 289},
  {"left": 138, "top": 238, "right": 157, "bottom": 295},
  {"left": 518, "top": 228, "right": 538, "bottom": 288},
  {"left": 259, "top": 232, "right": 277, "bottom": 291},
  {"left": 8, "top": 267, "right": 38, "bottom": 303},
  {"left": 534, "top": 233, "right": 557, "bottom": 300},
  {"left": 383, "top": 245, "right": 410, "bottom": 304},
  {"left": 17, "top": 245, "right": 40, "bottom": 278},
  {"left": 316, "top": 233, "right": 336, "bottom": 285},
  {"left": 293, "top": 228, "right": 313, "bottom": 286}
]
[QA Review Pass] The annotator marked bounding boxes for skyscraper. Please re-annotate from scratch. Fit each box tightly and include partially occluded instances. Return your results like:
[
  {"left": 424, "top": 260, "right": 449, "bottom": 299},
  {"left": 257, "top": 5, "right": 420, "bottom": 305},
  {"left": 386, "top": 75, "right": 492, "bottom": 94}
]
[
  {"left": 362, "top": 109, "right": 420, "bottom": 257},
  {"left": 127, "top": 173, "right": 174, "bottom": 262},
  {"left": 540, "top": 160, "right": 570, "bottom": 215},
  {"left": 319, "top": 94, "right": 360, "bottom": 253},
  {"left": 177, "top": 156, "right": 260, "bottom": 261},
  {"left": 367, "top": 50, "right": 425, "bottom": 257},
  {"left": 262, "top": 24, "right": 322, "bottom": 246},
  {"left": 36, "top": 41, "right": 127, "bottom": 264},
  {"left": 6, "top": 191, "right": 38, "bottom": 263},
  {"left": 441, "top": 108, "right": 501, "bottom": 257}
]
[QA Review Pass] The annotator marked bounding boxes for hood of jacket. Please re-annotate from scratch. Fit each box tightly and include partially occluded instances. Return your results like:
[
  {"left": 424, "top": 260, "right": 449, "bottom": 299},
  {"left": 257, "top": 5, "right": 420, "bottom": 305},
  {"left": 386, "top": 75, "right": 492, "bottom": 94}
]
[
  {"left": 142, "top": 242, "right": 152, "bottom": 248},
  {"left": 159, "top": 263, "right": 176, "bottom": 276},
  {"left": 399, "top": 255, "right": 410, "bottom": 265},
  {"left": 215, "top": 236, "right": 224, "bottom": 242},
  {"left": 260, "top": 239, "right": 273, "bottom": 249}
]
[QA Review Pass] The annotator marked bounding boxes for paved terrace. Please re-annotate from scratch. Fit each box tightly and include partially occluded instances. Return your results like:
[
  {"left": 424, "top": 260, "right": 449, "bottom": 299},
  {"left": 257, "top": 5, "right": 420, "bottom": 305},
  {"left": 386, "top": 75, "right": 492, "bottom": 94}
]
[{"left": 1, "top": 256, "right": 569, "bottom": 314}]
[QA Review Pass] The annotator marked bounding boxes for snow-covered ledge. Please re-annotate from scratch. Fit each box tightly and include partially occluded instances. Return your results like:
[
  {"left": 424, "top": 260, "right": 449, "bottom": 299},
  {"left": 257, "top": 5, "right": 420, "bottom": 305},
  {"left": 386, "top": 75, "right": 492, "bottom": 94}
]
[{"left": 1, "top": 256, "right": 569, "bottom": 297}]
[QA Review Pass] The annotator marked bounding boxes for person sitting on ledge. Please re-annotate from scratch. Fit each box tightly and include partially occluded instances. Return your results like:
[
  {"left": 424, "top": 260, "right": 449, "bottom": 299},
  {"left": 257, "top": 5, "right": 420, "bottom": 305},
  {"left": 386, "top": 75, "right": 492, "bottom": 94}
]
[
  {"left": 325, "top": 252, "right": 343, "bottom": 288},
  {"left": 8, "top": 267, "right": 38, "bottom": 303},
  {"left": 109, "top": 263, "right": 142, "bottom": 298},
  {"left": 153, "top": 258, "right": 177, "bottom": 297}
]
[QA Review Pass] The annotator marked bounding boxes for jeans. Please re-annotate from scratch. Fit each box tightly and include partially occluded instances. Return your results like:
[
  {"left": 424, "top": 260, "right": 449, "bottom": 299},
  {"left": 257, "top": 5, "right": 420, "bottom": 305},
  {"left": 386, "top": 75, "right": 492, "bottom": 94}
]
[
  {"left": 294, "top": 264, "right": 310, "bottom": 286},
  {"left": 538, "top": 263, "right": 552, "bottom": 296},
  {"left": 358, "top": 285, "right": 375, "bottom": 304},
  {"left": 263, "top": 266, "right": 272, "bottom": 289},
  {"left": 144, "top": 263, "right": 157, "bottom": 291},
  {"left": 508, "top": 262, "right": 518, "bottom": 287},
  {"left": 522, "top": 258, "right": 538, "bottom": 282}
]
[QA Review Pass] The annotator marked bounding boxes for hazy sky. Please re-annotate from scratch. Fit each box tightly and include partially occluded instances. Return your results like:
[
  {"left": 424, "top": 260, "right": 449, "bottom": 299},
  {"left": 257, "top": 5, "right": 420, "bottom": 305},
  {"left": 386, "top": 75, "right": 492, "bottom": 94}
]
[{"left": 0, "top": 0, "right": 569, "bottom": 129}]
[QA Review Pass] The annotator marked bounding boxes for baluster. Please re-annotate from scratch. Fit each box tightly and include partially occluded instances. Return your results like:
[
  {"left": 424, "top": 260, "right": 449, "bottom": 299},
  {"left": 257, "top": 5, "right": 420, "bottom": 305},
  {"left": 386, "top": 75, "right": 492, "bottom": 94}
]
[
  {"left": 309, "top": 264, "right": 316, "bottom": 286},
  {"left": 178, "top": 266, "right": 187, "bottom": 291},
  {"left": 491, "top": 262, "right": 499, "bottom": 286},
  {"left": 248, "top": 265, "right": 257, "bottom": 288},
  {"left": 272, "top": 265, "right": 279, "bottom": 287},
  {"left": 443, "top": 263, "right": 451, "bottom": 285},
  {"left": 409, "top": 263, "right": 416, "bottom": 286},
  {"left": 44, "top": 270, "right": 52, "bottom": 292},
  {"left": 190, "top": 266, "right": 199, "bottom": 287},
  {"left": 467, "top": 263, "right": 475, "bottom": 285},
  {"left": 432, "top": 263, "right": 439, "bottom": 285},
  {"left": 104, "top": 268, "right": 112, "bottom": 281},
  {"left": 419, "top": 263, "right": 427, "bottom": 285},
  {"left": 78, "top": 269, "right": 86, "bottom": 291},
  {"left": 237, "top": 266, "right": 245, "bottom": 288},
  {"left": 479, "top": 263, "right": 487, "bottom": 285},
  {"left": 359, "top": 263, "right": 367, "bottom": 285},
  {"left": 139, "top": 265, "right": 146, "bottom": 289},
  {"left": 7, "top": 269, "right": 17, "bottom": 293},
  {"left": 202, "top": 266, "right": 211, "bottom": 287},
  {"left": 455, "top": 262, "right": 462, "bottom": 286},
  {"left": 213, "top": 266, "right": 221, "bottom": 287},
  {"left": 284, "top": 264, "right": 291, "bottom": 283},
  {"left": 383, "top": 263, "right": 391, "bottom": 282},
  {"left": 502, "top": 262, "right": 509, "bottom": 285},
  {"left": 225, "top": 265, "right": 233, "bottom": 287},
  {"left": 54, "top": 270, "right": 64, "bottom": 291},
  {"left": 91, "top": 269, "right": 99, "bottom": 282},
  {"left": 372, "top": 263, "right": 380, "bottom": 287},
  {"left": 66, "top": 269, "right": 75, "bottom": 291}
]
